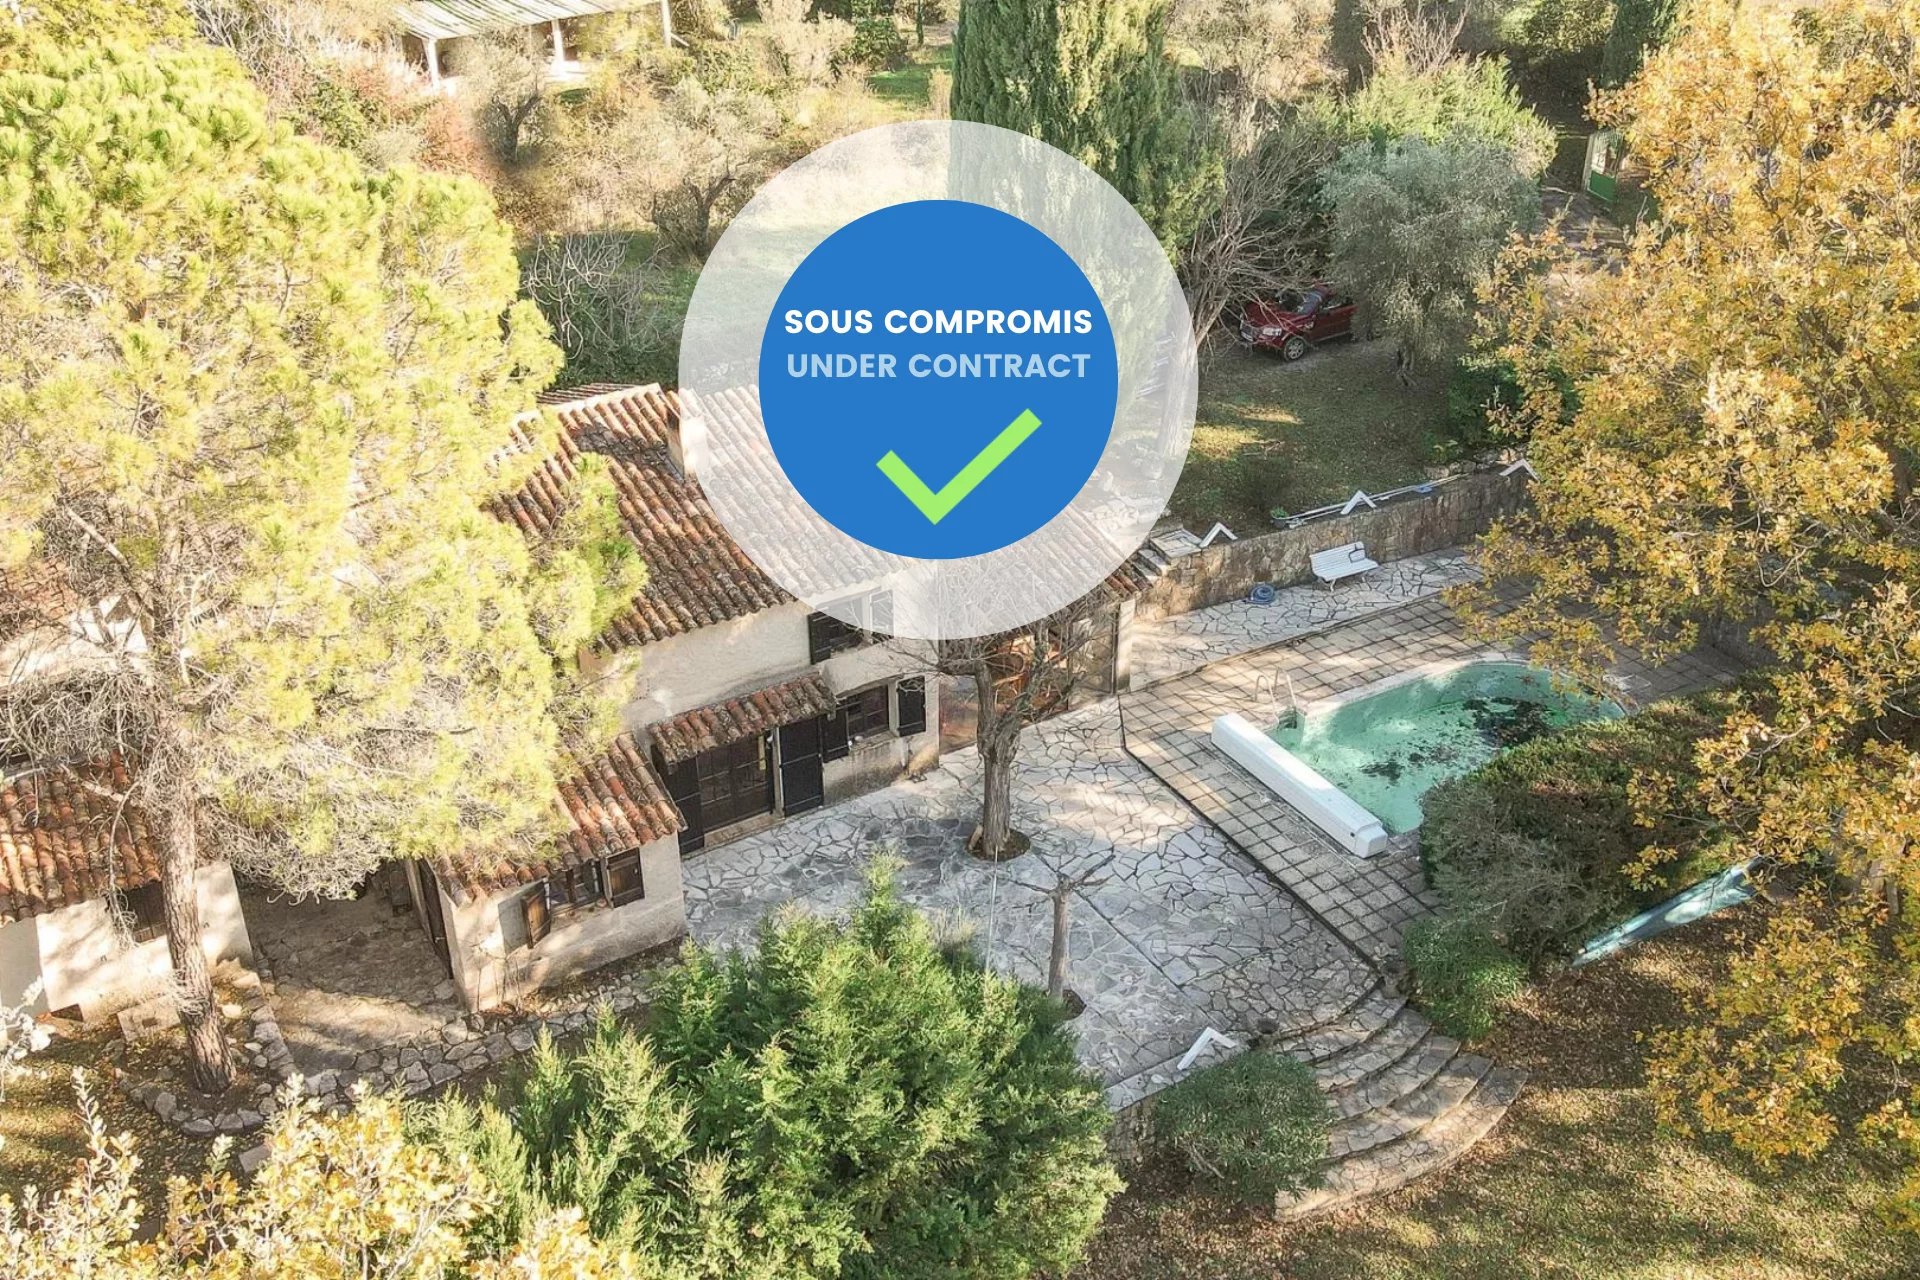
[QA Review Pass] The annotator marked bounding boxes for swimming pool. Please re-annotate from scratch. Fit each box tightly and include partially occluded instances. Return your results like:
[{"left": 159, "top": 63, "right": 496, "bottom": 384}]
[{"left": 1266, "top": 660, "right": 1621, "bottom": 834}]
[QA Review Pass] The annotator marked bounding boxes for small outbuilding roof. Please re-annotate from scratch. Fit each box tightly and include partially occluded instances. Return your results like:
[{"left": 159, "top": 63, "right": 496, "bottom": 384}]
[{"left": 396, "top": 0, "right": 638, "bottom": 42}]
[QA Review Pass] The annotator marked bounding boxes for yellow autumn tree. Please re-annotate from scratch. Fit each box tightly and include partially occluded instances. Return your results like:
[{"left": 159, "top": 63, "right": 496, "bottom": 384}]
[
  {"left": 1454, "top": 0, "right": 1920, "bottom": 1222},
  {"left": 0, "top": 1079, "right": 660, "bottom": 1278}
]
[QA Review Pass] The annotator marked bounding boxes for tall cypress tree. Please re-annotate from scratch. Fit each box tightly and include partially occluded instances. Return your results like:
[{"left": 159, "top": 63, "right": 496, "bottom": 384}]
[
  {"left": 951, "top": 0, "right": 1213, "bottom": 252},
  {"left": 1601, "top": 0, "right": 1685, "bottom": 87}
]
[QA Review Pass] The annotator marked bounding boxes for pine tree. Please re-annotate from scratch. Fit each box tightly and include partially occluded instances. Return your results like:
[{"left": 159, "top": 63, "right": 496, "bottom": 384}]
[
  {"left": 0, "top": 41, "right": 639, "bottom": 1092},
  {"left": 1601, "top": 0, "right": 1685, "bottom": 88},
  {"left": 951, "top": 0, "right": 1214, "bottom": 251},
  {"left": 423, "top": 863, "right": 1120, "bottom": 1279}
]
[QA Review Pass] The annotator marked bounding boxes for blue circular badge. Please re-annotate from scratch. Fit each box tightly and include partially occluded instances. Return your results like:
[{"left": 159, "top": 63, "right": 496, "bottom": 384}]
[{"left": 759, "top": 200, "right": 1119, "bottom": 559}]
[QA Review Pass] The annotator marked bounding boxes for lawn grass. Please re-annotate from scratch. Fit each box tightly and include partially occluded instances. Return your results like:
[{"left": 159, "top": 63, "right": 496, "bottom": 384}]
[
  {"left": 1078, "top": 913, "right": 1911, "bottom": 1280},
  {"left": 866, "top": 37, "right": 953, "bottom": 116},
  {"left": 1, "top": 1024, "right": 215, "bottom": 1212},
  {"left": 1171, "top": 340, "right": 1449, "bottom": 536}
]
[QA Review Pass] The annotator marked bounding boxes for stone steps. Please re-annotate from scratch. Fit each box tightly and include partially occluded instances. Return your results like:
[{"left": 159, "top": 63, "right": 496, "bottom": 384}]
[
  {"left": 1272, "top": 983, "right": 1406, "bottom": 1064},
  {"left": 1279, "top": 1065, "right": 1526, "bottom": 1220},
  {"left": 1315, "top": 1005, "right": 1438, "bottom": 1093},
  {"left": 1325, "top": 1053, "right": 1492, "bottom": 1160},
  {"left": 1274, "top": 996, "right": 1525, "bottom": 1221}
]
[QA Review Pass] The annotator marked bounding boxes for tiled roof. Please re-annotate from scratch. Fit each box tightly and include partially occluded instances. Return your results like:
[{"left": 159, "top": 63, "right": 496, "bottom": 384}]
[
  {"left": 506, "top": 383, "right": 1157, "bottom": 649},
  {"left": 650, "top": 673, "right": 840, "bottom": 765},
  {"left": 0, "top": 757, "right": 162, "bottom": 925},
  {"left": 0, "top": 561, "right": 85, "bottom": 650},
  {"left": 498, "top": 385, "right": 792, "bottom": 649},
  {"left": 439, "top": 732, "right": 683, "bottom": 898}
]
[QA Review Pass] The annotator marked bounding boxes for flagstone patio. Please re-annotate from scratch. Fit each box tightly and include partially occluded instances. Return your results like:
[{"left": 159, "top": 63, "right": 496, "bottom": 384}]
[
  {"left": 683, "top": 550, "right": 1745, "bottom": 1102},
  {"left": 682, "top": 701, "right": 1377, "bottom": 1106}
]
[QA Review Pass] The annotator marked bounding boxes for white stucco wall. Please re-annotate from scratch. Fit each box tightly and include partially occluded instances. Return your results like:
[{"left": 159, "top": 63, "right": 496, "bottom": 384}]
[
  {"left": 441, "top": 835, "right": 686, "bottom": 1011},
  {"left": 595, "top": 605, "right": 814, "bottom": 732},
  {"left": 0, "top": 604, "right": 144, "bottom": 686},
  {"left": 0, "top": 863, "right": 254, "bottom": 1021}
]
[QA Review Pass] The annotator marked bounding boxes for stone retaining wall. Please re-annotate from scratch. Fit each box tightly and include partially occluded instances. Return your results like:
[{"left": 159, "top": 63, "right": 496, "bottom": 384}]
[{"left": 1139, "top": 470, "right": 1530, "bottom": 621}]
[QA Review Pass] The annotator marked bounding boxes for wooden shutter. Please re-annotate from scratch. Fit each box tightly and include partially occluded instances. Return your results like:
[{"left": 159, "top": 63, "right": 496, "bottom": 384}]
[
  {"left": 807, "top": 611, "right": 839, "bottom": 664},
  {"left": 662, "top": 752, "right": 705, "bottom": 854},
  {"left": 605, "top": 851, "right": 645, "bottom": 906},
  {"left": 895, "top": 677, "right": 927, "bottom": 736},
  {"left": 778, "top": 717, "right": 825, "bottom": 815},
  {"left": 522, "top": 884, "right": 551, "bottom": 947},
  {"left": 821, "top": 705, "right": 850, "bottom": 761}
]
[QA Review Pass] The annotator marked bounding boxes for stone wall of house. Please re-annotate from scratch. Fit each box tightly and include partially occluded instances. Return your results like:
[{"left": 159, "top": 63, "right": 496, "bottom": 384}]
[
  {"left": 14, "top": 863, "right": 253, "bottom": 1021},
  {"left": 440, "top": 837, "right": 686, "bottom": 1012},
  {"left": 1137, "top": 470, "right": 1531, "bottom": 621}
]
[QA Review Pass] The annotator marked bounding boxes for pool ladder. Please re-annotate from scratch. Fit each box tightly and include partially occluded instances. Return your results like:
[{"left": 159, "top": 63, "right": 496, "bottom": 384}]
[{"left": 1259, "top": 672, "right": 1301, "bottom": 730}]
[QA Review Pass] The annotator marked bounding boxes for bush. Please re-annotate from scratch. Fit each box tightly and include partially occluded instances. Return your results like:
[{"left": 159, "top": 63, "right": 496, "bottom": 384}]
[
  {"left": 1154, "top": 1052, "right": 1331, "bottom": 1202},
  {"left": 843, "top": 16, "right": 909, "bottom": 70},
  {"left": 1420, "top": 692, "right": 1739, "bottom": 960},
  {"left": 1438, "top": 352, "right": 1525, "bottom": 461},
  {"left": 422, "top": 862, "right": 1119, "bottom": 1280},
  {"left": 1404, "top": 915, "right": 1528, "bottom": 1040},
  {"left": 1317, "top": 49, "right": 1558, "bottom": 181}
]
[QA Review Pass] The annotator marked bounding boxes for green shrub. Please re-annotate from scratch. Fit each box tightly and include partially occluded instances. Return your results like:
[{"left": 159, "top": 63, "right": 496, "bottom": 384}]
[
  {"left": 1438, "top": 352, "right": 1525, "bottom": 461},
  {"left": 843, "top": 16, "right": 909, "bottom": 69},
  {"left": 420, "top": 862, "right": 1119, "bottom": 1280},
  {"left": 1154, "top": 1052, "right": 1331, "bottom": 1202},
  {"left": 1314, "top": 52, "right": 1557, "bottom": 180},
  {"left": 1404, "top": 914, "right": 1528, "bottom": 1040},
  {"left": 1420, "top": 691, "right": 1739, "bottom": 960}
]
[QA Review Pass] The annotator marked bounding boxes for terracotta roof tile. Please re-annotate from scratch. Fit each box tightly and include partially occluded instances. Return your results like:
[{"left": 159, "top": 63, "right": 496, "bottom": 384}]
[
  {"left": 500, "top": 385, "right": 792, "bottom": 649},
  {"left": 0, "top": 561, "right": 86, "bottom": 650},
  {"left": 650, "top": 673, "right": 839, "bottom": 765},
  {"left": 0, "top": 757, "right": 162, "bottom": 925},
  {"left": 438, "top": 732, "right": 683, "bottom": 898}
]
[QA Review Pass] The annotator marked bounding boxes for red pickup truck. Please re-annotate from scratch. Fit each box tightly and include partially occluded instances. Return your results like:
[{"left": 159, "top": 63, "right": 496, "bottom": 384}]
[{"left": 1239, "top": 286, "right": 1358, "bottom": 361}]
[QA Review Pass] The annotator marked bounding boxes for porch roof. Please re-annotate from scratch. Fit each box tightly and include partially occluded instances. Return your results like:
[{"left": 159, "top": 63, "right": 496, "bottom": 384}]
[
  {"left": 438, "top": 731, "right": 683, "bottom": 898},
  {"left": 396, "top": 0, "right": 638, "bottom": 42},
  {"left": 649, "top": 673, "right": 840, "bottom": 765}
]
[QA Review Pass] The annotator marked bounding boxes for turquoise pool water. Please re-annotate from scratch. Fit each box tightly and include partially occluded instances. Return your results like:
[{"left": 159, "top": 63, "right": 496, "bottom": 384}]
[{"left": 1267, "top": 661, "right": 1621, "bottom": 833}]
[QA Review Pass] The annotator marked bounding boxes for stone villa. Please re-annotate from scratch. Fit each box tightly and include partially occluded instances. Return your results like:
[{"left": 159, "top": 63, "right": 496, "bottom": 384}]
[{"left": 0, "top": 384, "right": 1145, "bottom": 1021}]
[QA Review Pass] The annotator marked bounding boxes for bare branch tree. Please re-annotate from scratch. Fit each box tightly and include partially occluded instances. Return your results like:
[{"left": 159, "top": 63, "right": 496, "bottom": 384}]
[
  {"left": 1012, "top": 853, "right": 1115, "bottom": 1001},
  {"left": 1179, "top": 116, "right": 1335, "bottom": 350},
  {"left": 890, "top": 588, "right": 1122, "bottom": 861}
]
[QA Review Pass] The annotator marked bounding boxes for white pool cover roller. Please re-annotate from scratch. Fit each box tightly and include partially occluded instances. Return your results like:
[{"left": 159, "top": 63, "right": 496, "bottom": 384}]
[{"left": 1210, "top": 714, "right": 1390, "bottom": 858}]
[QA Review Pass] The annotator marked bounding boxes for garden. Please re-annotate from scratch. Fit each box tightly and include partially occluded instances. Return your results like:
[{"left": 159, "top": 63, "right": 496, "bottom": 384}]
[{"left": 5, "top": 0, "right": 1920, "bottom": 1276}]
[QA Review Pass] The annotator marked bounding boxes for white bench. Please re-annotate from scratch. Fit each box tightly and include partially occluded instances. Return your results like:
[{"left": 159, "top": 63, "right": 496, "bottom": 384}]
[{"left": 1310, "top": 541, "right": 1379, "bottom": 587}]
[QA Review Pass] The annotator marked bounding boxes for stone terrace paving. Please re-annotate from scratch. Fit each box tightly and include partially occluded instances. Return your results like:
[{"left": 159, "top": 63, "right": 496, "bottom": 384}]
[
  {"left": 684, "top": 551, "right": 1444, "bottom": 1103},
  {"left": 684, "top": 550, "right": 1745, "bottom": 1103}
]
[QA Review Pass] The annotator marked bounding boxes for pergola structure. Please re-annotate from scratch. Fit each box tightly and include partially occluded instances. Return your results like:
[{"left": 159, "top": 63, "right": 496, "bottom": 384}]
[{"left": 395, "top": 0, "right": 672, "bottom": 84}]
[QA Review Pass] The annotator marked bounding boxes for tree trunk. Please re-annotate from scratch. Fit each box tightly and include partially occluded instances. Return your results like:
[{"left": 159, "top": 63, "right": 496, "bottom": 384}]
[
  {"left": 1047, "top": 888, "right": 1069, "bottom": 1000},
  {"left": 975, "top": 668, "right": 1016, "bottom": 859},
  {"left": 158, "top": 768, "right": 232, "bottom": 1095}
]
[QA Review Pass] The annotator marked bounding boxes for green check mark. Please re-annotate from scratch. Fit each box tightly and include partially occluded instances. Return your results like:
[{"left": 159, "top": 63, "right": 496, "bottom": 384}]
[{"left": 876, "top": 409, "right": 1042, "bottom": 525}]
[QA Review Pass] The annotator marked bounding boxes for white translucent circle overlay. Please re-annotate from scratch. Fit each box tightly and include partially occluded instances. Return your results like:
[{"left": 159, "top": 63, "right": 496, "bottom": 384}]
[{"left": 680, "top": 121, "right": 1197, "bottom": 642}]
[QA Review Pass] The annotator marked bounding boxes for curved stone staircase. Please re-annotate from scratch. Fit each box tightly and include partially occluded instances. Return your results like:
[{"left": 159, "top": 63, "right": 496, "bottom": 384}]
[{"left": 1269, "top": 982, "right": 1527, "bottom": 1220}]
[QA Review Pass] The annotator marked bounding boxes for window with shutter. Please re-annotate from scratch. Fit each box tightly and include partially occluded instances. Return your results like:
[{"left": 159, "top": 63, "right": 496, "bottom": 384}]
[
  {"left": 605, "top": 850, "right": 646, "bottom": 906},
  {"left": 895, "top": 676, "right": 927, "bottom": 736},
  {"left": 522, "top": 884, "right": 552, "bottom": 947},
  {"left": 112, "top": 882, "right": 167, "bottom": 944},
  {"left": 841, "top": 684, "right": 892, "bottom": 740},
  {"left": 807, "top": 611, "right": 864, "bottom": 663}
]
